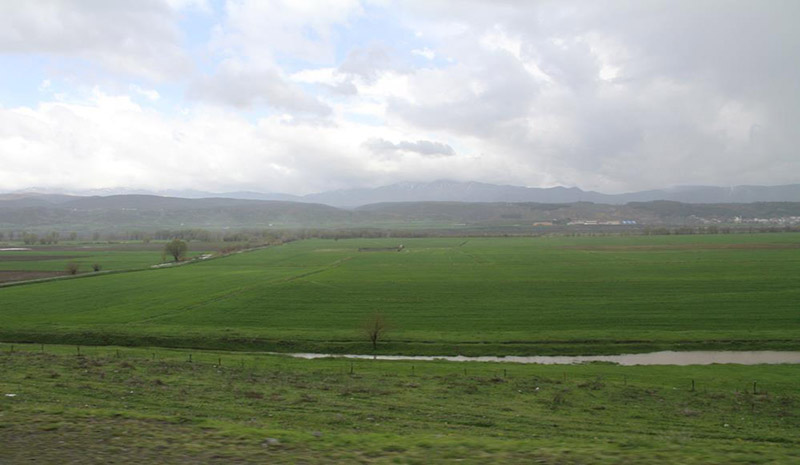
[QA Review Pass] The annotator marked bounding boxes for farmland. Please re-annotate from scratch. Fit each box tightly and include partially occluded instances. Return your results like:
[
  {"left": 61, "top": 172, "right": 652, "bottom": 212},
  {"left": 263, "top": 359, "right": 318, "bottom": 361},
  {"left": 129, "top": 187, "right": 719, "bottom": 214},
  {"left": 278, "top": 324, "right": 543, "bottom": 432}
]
[
  {"left": 0, "top": 242, "right": 214, "bottom": 284},
  {"left": 1, "top": 233, "right": 799, "bottom": 355}
]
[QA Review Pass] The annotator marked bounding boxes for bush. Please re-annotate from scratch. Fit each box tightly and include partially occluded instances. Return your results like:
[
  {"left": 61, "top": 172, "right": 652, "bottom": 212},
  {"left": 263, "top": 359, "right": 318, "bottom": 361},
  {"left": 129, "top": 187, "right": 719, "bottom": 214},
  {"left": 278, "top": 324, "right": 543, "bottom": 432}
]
[{"left": 164, "top": 238, "right": 188, "bottom": 262}]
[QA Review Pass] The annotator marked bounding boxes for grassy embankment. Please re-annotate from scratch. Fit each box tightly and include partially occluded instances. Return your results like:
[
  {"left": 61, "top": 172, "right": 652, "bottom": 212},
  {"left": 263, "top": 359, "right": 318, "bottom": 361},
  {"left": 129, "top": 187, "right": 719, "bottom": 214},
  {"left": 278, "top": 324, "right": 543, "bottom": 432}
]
[
  {"left": 1, "top": 234, "right": 799, "bottom": 355},
  {"left": 1, "top": 343, "right": 798, "bottom": 464}
]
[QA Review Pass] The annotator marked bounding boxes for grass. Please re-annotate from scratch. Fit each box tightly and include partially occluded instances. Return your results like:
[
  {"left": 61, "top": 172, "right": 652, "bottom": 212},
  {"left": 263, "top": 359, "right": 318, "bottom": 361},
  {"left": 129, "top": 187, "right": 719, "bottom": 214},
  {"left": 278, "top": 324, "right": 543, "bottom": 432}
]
[
  {"left": 0, "top": 241, "right": 220, "bottom": 286},
  {"left": 0, "top": 242, "right": 212, "bottom": 273},
  {"left": 1, "top": 343, "right": 798, "bottom": 464},
  {"left": 1, "top": 233, "right": 799, "bottom": 355}
]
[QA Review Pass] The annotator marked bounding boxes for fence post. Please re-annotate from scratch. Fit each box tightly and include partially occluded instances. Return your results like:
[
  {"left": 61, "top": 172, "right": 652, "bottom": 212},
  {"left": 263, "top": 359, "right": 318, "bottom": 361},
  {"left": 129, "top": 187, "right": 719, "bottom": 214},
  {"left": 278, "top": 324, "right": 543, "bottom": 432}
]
[{"left": 691, "top": 379, "right": 695, "bottom": 392}]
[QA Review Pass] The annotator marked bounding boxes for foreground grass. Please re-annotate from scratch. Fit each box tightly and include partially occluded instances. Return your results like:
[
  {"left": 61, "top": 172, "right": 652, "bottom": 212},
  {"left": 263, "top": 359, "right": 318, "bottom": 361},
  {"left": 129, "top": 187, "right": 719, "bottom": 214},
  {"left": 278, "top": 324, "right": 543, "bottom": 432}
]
[
  {"left": 2, "top": 234, "right": 800, "bottom": 355},
  {"left": 1, "top": 344, "right": 798, "bottom": 464}
]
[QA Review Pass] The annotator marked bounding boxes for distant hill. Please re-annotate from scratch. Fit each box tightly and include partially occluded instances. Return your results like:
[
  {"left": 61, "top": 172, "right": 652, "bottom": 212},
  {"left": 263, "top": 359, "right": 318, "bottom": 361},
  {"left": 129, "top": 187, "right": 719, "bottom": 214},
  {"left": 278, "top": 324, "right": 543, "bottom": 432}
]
[
  {"left": 9, "top": 181, "right": 800, "bottom": 208},
  {"left": 304, "top": 181, "right": 800, "bottom": 207},
  {"left": 2, "top": 192, "right": 800, "bottom": 232},
  {"left": 0, "top": 195, "right": 355, "bottom": 231}
]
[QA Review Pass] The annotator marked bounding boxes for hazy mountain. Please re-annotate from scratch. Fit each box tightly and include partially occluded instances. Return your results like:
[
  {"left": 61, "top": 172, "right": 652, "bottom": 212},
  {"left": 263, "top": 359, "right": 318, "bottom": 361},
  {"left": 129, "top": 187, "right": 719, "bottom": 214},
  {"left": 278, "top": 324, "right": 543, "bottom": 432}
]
[
  {"left": 0, "top": 193, "right": 79, "bottom": 208},
  {"left": 358, "top": 201, "right": 760, "bottom": 224},
  {"left": 5, "top": 181, "right": 800, "bottom": 210},
  {"left": 303, "top": 181, "right": 800, "bottom": 206},
  {"left": 9, "top": 187, "right": 301, "bottom": 202},
  {"left": 302, "top": 180, "right": 612, "bottom": 206},
  {"left": 0, "top": 195, "right": 354, "bottom": 231},
  {"left": 619, "top": 184, "right": 800, "bottom": 203},
  {"left": 2, "top": 190, "right": 800, "bottom": 232}
]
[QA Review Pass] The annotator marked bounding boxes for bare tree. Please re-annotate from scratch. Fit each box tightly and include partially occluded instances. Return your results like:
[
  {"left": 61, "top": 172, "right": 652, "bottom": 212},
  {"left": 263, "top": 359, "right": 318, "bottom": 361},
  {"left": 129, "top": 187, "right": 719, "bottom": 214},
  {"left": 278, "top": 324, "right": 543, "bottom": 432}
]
[
  {"left": 363, "top": 313, "right": 389, "bottom": 350},
  {"left": 65, "top": 262, "right": 79, "bottom": 275}
]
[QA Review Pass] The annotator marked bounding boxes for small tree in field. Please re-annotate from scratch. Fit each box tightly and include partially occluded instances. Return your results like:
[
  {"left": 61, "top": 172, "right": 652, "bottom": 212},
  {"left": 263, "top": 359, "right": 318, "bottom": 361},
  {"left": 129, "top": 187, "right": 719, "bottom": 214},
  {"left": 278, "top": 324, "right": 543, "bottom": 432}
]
[
  {"left": 363, "top": 313, "right": 389, "bottom": 350},
  {"left": 164, "top": 239, "right": 188, "bottom": 262},
  {"left": 65, "top": 262, "right": 79, "bottom": 275}
]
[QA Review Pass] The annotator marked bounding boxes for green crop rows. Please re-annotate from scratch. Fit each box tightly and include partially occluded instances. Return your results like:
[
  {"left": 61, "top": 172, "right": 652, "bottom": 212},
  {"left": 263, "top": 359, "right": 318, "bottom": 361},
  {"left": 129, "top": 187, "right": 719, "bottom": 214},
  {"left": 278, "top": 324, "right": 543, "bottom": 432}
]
[{"left": 2, "top": 233, "right": 799, "bottom": 355}]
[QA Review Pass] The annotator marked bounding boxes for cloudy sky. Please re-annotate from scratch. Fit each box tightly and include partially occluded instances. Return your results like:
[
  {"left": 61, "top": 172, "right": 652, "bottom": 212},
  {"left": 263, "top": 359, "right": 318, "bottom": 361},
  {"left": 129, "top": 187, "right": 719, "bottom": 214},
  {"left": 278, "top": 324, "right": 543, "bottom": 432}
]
[{"left": 1, "top": 0, "right": 798, "bottom": 195}]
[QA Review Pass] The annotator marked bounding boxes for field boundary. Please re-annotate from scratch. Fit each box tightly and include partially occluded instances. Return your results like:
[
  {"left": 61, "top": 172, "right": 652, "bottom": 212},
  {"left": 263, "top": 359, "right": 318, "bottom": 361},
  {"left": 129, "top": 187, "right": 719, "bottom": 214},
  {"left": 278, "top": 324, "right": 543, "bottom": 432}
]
[
  {"left": 2, "top": 329, "right": 798, "bottom": 357},
  {"left": 0, "top": 244, "right": 272, "bottom": 289}
]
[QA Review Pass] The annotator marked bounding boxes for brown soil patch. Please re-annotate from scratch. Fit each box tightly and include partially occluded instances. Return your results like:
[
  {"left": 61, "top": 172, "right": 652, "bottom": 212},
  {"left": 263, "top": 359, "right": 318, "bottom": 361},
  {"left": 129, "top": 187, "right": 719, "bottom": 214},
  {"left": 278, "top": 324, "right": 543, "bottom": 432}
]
[
  {"left": 562, "top": 243, "right": 800, "bottom": 251},
  {"left": 0, "top": 270, "right": 66, "bottom": 284},
  {"left": 0, "top": 254, "right": 83, "bottom": 261}
]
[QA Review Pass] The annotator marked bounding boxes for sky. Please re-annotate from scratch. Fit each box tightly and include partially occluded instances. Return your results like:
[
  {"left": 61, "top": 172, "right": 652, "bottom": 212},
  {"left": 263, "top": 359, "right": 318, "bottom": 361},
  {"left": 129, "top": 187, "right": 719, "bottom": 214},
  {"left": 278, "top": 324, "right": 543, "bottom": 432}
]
[{"left": 0, "top": 0, "right": 798, "bottom": 195}]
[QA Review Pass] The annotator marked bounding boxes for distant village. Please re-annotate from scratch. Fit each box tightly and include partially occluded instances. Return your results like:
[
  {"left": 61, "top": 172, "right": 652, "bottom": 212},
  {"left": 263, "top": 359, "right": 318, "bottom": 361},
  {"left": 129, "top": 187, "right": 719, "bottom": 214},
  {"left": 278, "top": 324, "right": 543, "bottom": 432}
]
[{"left": 534, "top": 216, "right": 800, "bottom": 227}]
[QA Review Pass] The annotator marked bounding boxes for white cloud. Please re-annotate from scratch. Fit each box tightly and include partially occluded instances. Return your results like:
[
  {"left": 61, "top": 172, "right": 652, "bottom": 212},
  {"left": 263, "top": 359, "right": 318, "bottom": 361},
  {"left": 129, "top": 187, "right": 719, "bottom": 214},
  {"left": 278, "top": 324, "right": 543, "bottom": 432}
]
[
  {"left": 0, "top": 1, "right": 191, "bottom": 81},
  {"left": 364, "top": 138, "right": 455, "bottom": 157},
  {"left": 1, "top": 1, "right": 799, "bottom": 194},
  {"left": 189, "top": 60, "right": 331, "bottom": 114},
  {"left": 164, "top": 0, "right": 211, "bottom": 12},
  {"left": 212, "top": 0, "right": 363, "bottom": 65},
  {"left": 37, "top": 80, "right": 52, "bottom": 93},
  {"left": 130, "top": 85, "right": 161, "bottom": 102},
  {"left": 411, "top": 48, "right": 435, "bottom": 60}
]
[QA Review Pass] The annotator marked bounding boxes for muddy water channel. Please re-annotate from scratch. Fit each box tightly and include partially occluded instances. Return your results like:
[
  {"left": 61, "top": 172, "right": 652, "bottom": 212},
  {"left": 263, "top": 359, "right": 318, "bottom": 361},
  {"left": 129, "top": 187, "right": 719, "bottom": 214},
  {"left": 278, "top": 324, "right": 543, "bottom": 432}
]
[{"left": 285, "top": 351, "right": 800, "bottom": 366}]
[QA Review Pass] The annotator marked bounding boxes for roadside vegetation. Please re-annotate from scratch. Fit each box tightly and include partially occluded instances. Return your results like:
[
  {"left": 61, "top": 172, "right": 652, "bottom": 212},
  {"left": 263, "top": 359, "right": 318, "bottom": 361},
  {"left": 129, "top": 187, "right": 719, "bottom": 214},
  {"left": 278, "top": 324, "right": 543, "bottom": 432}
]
[{"left": 2, "top": 344, "right": 798, "bottom": 464}]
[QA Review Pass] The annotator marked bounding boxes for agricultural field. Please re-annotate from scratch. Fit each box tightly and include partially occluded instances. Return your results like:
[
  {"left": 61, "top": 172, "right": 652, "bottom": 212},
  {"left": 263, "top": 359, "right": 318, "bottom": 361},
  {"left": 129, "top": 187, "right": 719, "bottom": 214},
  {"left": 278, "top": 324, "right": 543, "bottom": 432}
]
[
  {"left": 1, "top": 344, "right": 798, "bottom": 464},
  {"left": 0, "top": 242, "right": 215, "bottom": 285},
  {"left": 1, "top": 233, "right": 799, "bottom": 355}
]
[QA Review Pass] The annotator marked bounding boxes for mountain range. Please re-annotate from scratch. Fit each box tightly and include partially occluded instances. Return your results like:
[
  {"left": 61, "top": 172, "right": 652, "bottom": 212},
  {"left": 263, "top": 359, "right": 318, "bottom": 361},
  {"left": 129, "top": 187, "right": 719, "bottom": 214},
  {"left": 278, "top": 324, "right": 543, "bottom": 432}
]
[
  {"left": 3, "top": 181, "right": 800, "bottom": 233},
  {"left": 7, "top": 180, "right": 800, "bottom": 207}
]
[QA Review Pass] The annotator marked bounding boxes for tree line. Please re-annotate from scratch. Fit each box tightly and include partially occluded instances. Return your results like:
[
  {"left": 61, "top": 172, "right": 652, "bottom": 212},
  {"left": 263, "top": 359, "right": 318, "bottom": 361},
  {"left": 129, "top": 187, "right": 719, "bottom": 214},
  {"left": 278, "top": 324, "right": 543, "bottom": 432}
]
[{"left": 1, "top": 224, "right": 799, "bottom": 245}]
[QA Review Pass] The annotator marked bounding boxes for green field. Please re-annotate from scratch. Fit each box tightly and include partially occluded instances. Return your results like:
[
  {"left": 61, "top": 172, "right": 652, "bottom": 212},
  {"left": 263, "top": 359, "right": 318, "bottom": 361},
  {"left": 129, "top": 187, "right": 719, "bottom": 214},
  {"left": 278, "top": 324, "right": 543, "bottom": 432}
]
[
  {"left": 2, "top": 233, "right": 799, "bottom": 355},
  {"left": 2, "top": 344, "right": 798, "bottom": 464},
  {"left": 0, "top": 242, "right": 214, "bottom": 284}
]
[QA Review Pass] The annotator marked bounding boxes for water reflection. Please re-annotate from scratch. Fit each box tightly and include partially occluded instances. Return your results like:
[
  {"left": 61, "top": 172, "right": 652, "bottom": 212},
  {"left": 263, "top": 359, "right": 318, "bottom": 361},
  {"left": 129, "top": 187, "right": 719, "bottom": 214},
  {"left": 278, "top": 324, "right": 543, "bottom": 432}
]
[{"left": 284, "top": 351, "right": 800, "bottom": 366}]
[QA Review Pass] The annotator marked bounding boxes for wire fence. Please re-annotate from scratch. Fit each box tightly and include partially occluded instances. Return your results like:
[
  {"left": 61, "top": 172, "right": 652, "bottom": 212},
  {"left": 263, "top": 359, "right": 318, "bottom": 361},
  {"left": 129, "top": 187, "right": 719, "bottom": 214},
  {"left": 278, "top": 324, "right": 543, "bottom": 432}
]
[{"left": 2, "top": 342, "right": 792, "bottom": 396}]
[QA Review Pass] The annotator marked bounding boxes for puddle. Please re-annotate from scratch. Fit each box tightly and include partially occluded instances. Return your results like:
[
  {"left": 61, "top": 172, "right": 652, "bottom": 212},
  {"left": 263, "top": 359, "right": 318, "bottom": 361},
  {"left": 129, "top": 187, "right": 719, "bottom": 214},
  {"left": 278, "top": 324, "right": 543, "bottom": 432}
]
[{"left": 282, "top": 351, "right": 800, "bottom": 366}]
